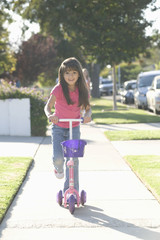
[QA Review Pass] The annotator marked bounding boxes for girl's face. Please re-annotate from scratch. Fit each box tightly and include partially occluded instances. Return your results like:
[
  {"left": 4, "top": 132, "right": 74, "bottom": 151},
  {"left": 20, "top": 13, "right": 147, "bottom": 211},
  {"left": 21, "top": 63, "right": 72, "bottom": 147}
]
[{"left": 63, "top": 69, "right": 79, "bottom": 89}]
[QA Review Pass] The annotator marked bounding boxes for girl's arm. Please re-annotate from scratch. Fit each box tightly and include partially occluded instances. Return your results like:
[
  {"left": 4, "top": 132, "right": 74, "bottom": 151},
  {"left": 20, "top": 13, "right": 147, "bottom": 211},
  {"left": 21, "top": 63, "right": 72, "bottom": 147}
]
[
  {"left": 83, "top": 105, "right": 92, "bottom": 124},
  {"left": 44, "top": 94, "right": 59, "bottom": 124}
]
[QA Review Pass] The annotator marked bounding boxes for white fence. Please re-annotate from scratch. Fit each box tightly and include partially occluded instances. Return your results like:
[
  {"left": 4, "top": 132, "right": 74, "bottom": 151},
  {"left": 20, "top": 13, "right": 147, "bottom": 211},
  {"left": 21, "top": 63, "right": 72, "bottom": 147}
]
[{"left": 0, "top": 98, "right": 31, "bottom": 136}]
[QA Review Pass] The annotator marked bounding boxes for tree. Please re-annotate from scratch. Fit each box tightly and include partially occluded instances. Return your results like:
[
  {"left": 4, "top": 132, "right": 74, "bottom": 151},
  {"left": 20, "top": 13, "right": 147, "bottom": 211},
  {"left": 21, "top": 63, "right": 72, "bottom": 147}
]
[
  {"left": 118, "top": 63, "right": 142, "bottom": 84},
  {"left": 12, "top": 0, "right": 157, "bottom": 104},
  {"left": 0, "top": 1, "right": 16, "bottom": 76},
  {"left": 15, "top": 33, "right": 57, "bottom": 86},
  {"left": 142, "top": 30, "right": 160, "bottom": 70}
]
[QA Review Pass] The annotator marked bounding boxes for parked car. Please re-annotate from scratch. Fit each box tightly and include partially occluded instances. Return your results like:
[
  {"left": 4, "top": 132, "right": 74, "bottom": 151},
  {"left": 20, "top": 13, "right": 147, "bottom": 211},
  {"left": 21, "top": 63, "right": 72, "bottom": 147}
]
[
  {"left": 134, "top": 70, "right": 160, "bottom": 109},
  {"left": 99, "top": 78, "right": 113, "bottom": 96},
  {"left": 120, "top": 80, "right": 136, "bottom": 104},
  {"left": 146, "top": 75, "right": 160, "bottom": 114}
]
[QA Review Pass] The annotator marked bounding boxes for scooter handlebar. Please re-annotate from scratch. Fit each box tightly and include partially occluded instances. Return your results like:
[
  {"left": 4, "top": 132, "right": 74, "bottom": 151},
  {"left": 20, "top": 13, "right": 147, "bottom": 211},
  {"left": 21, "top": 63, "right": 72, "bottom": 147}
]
[
  {"left": 58, "top": 118, "right": 84, "bottom": 139},
  {"left": 59, "top": 118, "right": 84, "bottom": 123}
]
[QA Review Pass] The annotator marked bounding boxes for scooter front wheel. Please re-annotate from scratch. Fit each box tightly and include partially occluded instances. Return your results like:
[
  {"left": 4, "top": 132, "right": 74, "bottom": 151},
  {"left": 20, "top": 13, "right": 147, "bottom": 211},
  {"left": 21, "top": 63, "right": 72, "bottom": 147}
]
[{"left": 68, "top": 195, "right": 75, "bottom": 214}]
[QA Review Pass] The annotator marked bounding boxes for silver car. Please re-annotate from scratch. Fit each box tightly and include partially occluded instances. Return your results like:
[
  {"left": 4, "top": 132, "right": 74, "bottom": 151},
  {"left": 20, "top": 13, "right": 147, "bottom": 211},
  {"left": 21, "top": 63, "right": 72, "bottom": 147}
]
[
  {"left": 146, "top": 75, "right": 160, "bottom": 114},
  {"left": 134, "top": 70, "right": 160, "bottom": 109},
  {"left": 99, "top": 78, "right": 113, "bottom": 96},
  {"left": 120, "top": 80, "right": 136, "bottom": 104}
]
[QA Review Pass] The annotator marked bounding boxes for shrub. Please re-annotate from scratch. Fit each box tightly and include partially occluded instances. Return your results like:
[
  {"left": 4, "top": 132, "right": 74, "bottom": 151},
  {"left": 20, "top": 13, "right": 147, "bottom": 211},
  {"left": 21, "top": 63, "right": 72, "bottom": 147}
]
[{"left": 0, "top": 81, "right": 48, "bottom": 136}]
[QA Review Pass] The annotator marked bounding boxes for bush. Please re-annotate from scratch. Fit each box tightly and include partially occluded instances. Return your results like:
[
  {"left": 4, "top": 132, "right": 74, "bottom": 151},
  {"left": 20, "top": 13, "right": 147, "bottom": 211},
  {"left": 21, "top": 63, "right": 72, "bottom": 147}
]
[{"left": 0, "top": 81, "right": 48, "bottom": 136}]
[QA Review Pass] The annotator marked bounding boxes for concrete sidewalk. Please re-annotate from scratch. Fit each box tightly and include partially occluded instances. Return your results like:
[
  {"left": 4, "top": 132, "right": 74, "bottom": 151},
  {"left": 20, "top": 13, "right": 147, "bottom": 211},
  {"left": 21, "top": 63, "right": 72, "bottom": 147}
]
[
  {"left": 96, "top": 122, "right": 160, "bottom": 131},
  {"left": 0, "top": 123, "right": 160, "bottom": 240},
  {"left": 0, "top": 136, "right": 44, "bottom": 158}
]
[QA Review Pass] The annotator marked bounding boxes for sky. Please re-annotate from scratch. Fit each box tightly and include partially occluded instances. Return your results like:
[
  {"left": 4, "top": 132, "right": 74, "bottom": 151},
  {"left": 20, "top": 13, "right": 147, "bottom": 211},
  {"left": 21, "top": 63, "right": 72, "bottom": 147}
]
[
  {"left": 144, "top": 1, "right": 160, "bottom": 35},
  {"left": 7, "top": 1, "right": 160, "bottom": 50},
  {"left": 7, "top": 13, "right": 40, "bottom": 50}
]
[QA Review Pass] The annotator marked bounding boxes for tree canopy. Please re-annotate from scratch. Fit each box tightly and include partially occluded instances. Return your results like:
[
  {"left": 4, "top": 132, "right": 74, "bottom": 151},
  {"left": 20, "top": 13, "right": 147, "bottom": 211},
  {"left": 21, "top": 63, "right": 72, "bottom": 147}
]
[
  {"left": 11, "top": 0, "right": 158, "bottom": 98},
  {"left": 15, "top": 33, "right": 57, "bottom": 86},
  {"left": 12, "top": 0, "right": 157, "bottom": 65},
  {"left": 0, "top": 1, "right": 16, "bottom": 76}
]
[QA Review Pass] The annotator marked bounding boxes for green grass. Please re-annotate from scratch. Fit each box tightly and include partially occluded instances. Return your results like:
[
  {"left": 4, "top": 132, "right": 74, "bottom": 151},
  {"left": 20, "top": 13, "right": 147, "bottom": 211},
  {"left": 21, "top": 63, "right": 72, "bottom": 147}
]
[
  {"left": 0, "top": 157, "right": 33, "bottom": 222},
  {"left": 91, "top": 98, "right": 160, "bottom": 124},
  {"left": 125, "top": 155, "right": 160, "bottom": 202},
  {"left": 105, "top": 130, "right": 160, "bottom": 141}
]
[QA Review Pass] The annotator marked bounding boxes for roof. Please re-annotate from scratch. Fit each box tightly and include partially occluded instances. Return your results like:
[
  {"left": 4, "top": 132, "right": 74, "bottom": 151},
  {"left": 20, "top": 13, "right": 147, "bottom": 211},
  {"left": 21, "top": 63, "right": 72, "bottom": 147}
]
[
  {"left": 138, "top": 70, "right": 160, "bottom": 77},
  {"left": 124, "top": 79, "right": 136, "bottom": 84}
]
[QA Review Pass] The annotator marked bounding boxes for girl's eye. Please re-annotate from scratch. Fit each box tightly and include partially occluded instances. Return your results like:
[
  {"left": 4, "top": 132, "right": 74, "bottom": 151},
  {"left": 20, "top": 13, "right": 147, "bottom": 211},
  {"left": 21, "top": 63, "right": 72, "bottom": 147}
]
[{"left": 65, "top": 71, "right": 78, "bottom": 75}]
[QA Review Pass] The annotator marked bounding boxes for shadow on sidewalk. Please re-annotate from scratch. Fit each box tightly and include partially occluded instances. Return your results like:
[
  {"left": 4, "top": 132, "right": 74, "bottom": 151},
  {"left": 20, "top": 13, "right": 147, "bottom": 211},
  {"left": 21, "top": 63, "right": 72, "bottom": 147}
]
[
  {"left": 0, "top": 136, "right": 51, "bottom": 145},
  {"left": 74, "top": 205, "right": 160, "bottom": 240},
  {"left": 0, "top": 136, "right": 44, "bottom": 143}
]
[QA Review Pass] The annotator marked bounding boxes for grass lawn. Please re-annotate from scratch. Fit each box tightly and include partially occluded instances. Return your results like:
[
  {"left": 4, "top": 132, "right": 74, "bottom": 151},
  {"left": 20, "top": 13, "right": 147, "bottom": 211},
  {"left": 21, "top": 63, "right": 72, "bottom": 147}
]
[
  {"left": 105, "top": 130, "right": 160, "bottom": 141},
  {"left": 125, "top": 155, "right": 160, "bottom": 203},
  {"left": 91, "top": 98, "right": 160, "bottom": 124},
  {"left": 0, "top": 157, "right": 33, "bottom": 223}
]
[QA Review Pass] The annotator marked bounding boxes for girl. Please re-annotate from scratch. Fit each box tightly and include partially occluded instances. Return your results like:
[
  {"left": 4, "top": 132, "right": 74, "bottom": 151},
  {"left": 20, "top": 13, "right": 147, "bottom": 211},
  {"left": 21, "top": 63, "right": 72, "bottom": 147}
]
[{"left": 44, "top": 57, "right": 92, "bottom": 193}]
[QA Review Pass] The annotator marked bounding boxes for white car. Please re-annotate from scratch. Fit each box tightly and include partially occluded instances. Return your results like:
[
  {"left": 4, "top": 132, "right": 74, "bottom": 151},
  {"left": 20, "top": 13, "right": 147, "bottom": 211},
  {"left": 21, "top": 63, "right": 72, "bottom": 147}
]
[
  {"left": 134, "top": 70, "right": 160, "bottom": 109},
  {"left": 146, "top": 75, "right": 160, "bottom": 114}
]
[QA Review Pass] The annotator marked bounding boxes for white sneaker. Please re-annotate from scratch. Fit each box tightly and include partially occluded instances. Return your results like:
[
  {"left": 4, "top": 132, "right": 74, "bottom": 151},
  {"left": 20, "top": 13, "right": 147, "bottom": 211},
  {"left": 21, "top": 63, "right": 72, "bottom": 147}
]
[{"left": 54, "top": 169, "right": 64, "bottom": 179}]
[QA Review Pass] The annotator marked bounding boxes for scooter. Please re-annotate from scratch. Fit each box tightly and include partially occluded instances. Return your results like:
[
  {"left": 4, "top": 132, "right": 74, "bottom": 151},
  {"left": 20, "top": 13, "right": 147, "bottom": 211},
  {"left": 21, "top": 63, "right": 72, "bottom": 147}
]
[{"left": 56, "top": 118, "right": 87, "bottom": 214}]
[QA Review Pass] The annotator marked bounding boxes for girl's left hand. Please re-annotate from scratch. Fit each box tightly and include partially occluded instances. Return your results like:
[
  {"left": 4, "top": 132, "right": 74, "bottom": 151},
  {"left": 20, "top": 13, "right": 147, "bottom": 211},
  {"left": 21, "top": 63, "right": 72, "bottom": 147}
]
[
  {"left": 83, "top": 116, "right": 92, "bottom": 123},
  {"left": 83, "top": 106, "right": 92, "bottom": 123}
]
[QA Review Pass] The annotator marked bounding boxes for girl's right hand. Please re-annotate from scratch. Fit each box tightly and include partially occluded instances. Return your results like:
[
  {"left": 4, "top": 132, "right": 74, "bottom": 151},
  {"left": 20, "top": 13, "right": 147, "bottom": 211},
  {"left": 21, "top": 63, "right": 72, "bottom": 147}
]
[{"left": 48, "top": 115, "right": 59, "bottom": 124}]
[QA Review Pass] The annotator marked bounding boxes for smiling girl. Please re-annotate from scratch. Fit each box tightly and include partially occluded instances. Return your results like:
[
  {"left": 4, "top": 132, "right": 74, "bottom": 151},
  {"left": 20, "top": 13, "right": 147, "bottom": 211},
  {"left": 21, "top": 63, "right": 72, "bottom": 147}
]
[{"left": 44, "top": 57, "right": 92, "bottom": 193}]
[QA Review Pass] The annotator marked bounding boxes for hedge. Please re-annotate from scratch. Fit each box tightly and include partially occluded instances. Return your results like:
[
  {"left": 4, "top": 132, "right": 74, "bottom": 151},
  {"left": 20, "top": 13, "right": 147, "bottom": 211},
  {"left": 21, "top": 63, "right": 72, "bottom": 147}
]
[{"left": 0, "top": 81, "right": 48, "bottom": 136}]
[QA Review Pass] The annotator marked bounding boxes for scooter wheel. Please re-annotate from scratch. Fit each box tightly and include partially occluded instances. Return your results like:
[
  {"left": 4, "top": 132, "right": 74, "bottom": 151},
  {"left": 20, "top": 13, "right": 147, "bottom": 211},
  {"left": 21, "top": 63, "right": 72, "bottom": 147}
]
[
  {"left": 68, "top": 195, "right": 75, "bottom": 214},
  {"left": 80, "top": 190, "right": 86, "bottom": 205},
  {"left": 56, "top": 190, "right": 63, "bottom": 206}
]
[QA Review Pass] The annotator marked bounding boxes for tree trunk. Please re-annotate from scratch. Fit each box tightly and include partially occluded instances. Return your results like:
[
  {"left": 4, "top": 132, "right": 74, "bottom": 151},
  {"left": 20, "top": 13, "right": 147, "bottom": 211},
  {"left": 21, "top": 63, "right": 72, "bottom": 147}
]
[
  {"left": 112, "top": 64, "right": 117, "bottom": 110},
  {"left": 91, "top": 63, "right": 100, "bottom": 98}
]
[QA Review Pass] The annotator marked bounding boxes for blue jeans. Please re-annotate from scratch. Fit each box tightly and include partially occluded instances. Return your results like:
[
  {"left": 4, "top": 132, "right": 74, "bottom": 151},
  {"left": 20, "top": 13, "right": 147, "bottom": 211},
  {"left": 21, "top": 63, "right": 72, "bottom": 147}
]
[{"left": 51, "top": 124, "right": 80, "bottom": 193}]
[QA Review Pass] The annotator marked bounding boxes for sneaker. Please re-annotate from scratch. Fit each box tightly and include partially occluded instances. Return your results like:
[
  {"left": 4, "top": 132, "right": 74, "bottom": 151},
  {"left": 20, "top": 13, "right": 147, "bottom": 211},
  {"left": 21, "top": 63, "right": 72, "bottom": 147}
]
[{"left": 54, "top": 169, "right": 64, "bottom": 179}]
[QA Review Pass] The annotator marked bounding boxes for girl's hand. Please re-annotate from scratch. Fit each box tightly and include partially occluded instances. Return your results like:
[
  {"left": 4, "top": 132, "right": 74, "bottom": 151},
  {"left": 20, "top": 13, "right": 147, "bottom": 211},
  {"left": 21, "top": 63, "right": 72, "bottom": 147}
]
[
  {"left": 48, "top": 115, "right": 59, "bottom": 124},
  {"left": 83, "top": 116, "right": 92, "bottom": 124}
]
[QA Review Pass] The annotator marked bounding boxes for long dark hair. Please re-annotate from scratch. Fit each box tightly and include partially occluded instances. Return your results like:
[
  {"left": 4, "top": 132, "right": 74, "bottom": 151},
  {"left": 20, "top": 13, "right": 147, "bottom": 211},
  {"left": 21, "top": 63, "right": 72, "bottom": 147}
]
[{"left": 58, "top": 57, "right": 90, "bottom": 109}]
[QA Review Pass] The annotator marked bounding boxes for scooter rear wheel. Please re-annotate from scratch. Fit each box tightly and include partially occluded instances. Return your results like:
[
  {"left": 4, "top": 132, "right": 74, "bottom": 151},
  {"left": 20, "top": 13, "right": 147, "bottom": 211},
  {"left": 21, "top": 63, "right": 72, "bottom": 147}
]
[
  {"left": 57, "top": 190, "right": 63, "bottom": 206},
  {"left": 80, "top": 190, "right": 86, "bottom": 205},
  {"left": 68, "top": 195, "right": 75, "bottom": 214}
]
